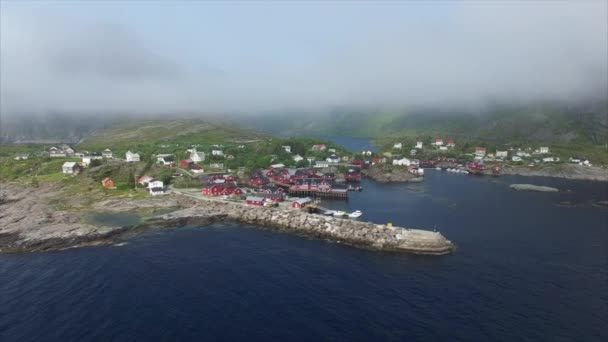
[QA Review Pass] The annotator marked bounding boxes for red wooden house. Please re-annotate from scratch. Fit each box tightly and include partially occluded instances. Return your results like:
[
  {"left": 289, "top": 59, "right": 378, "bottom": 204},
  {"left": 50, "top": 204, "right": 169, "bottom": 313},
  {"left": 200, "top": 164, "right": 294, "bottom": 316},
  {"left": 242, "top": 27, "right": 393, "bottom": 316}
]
[
  {"left": 292, "top": 197, "right": 312, "bottom": 208},
  {"left": 202, "top": 184, "right": 224, "bottom": 196},
  {"left": 250, "top": 178, "right": 269, "bottom": 186},
  {"left": 223, "top": 185, "right": 244, "bottom": 196},
  {"left": 246, "top": 196, "right": 265, "bottom": 206},
  {"left": 345, "top": 169, "right": 362, "bottom": 181}
]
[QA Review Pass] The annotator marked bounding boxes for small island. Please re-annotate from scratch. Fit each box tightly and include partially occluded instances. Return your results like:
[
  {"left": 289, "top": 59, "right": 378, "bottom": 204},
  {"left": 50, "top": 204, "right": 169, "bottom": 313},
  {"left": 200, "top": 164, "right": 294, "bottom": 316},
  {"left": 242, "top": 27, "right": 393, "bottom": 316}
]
[{"left": 510, "top": 184, "right": 559, "bottom": 192}]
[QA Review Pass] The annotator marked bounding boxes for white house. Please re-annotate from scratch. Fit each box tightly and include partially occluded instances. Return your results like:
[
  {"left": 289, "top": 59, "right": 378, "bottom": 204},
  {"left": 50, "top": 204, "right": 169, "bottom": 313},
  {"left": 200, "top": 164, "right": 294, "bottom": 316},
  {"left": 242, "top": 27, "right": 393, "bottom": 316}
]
[
  {"left": 446, "top": 140, "right": 456, "bottom": 148},
  {"left": 393, "top": 143, "right": 402, "bottom": 149},
  {"left": 439, "top": 146, "right": 448, "bottom": 151},
  {"left": 542, "top": 157, "right": 559, "bottom": 163},
  {"left": 415, "top": 141, "right": 423, "bottom": 149},
  {"left": 282, "top": 145, "right": 292, "bottom": 153},
  {"left": 392, "top": 158, "right": 410, "bottom": 166},
  {"left": 102, "top": 149, "right": 113, "bottom": 159},
  {"left": 474, "top": 147, "right": 487, "bottom": 157},
  {"left": 62, "top": 162, "right": 79, "bottom": 174},
  {"left": 362, "top": 150, "right": 373, "bottom": 156},
  {"left": 540, "top": 147, "right": 550, "bottom": 154},
  {"left": 306, "top": 157, "right": 315, "bottom": 164},
  {"left": 326, "top": 154, "right": 340, "bottom": 163},
  {"left": 496, "top": 151, "right": 508, "bottom": 158},
  {"left": 148, "top": 180, "right": 165, "bottom": 196},
  {"left": 434, "top": 139, "right": 444, "bottom": 146},
  {"left": 516, "top": 151, "right": 531, "bottom": 158},
  {"left": 14, "top": 153, "right": 29, "bottom": 160},
  {"left": 190, "top": 148, "right": 205, "bottom": 163},
  {"left": 125, "top": 151, "right": 140, "bottom": 162},
  {"left": 156, "top": 155, "right": 175, "bottom": 166},
  {"left": 211, "top": 150, "right": 224, "bottom": 157},
  {"left": 209, "top": 163, "right": 224, "bottom": 169},
  {"left": 59, "top": 145, "right": 75, "bottom": 157},
  {"left": 292, "top": 154, "right": 304, "bottom": 162},
  {"left": 49, "top": 146, "right": 67, "bottom": 158},
  {"left": 314, "top": 161, "right": 329, "bottom": 168}
]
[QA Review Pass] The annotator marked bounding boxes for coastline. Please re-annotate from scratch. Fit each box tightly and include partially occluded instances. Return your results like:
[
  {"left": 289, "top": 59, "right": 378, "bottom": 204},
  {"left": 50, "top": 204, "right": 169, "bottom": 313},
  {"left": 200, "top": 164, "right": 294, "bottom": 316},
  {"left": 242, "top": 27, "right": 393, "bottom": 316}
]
[
  {"left": 500, "top": 165, "right": 608, "bottom": 182},
  {"left": 0, "top": 183, "right": 454, "bottom": 255},
  {"left": 361, "top": 167, "right": 423, "bottom": 183}
]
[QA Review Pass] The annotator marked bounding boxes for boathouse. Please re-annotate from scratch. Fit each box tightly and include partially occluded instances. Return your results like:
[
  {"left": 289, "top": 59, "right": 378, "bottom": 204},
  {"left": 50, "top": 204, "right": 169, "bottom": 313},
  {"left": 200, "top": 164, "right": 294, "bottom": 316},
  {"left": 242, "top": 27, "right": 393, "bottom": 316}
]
[
  {"left": 246, "top": 196, "right": 265, "bottom": 206},
  {"left": 292, "top": 197, "right": 312, "bottom": 209}
]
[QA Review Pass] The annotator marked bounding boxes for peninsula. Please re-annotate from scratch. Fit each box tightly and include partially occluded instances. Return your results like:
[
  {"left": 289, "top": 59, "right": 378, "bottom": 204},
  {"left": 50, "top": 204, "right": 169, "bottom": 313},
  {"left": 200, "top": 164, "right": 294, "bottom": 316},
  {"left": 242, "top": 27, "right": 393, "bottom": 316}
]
[{"left": 0, "top": 182, "right": 454, "bottom": 255}]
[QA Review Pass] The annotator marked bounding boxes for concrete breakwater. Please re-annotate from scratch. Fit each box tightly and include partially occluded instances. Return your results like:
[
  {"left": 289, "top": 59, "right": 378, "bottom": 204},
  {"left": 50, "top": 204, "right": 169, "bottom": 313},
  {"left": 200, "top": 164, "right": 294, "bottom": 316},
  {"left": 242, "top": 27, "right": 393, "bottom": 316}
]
[
  {"left": 0, "top": 182, "right": 454, "bottom": 255},
  {"left": 158, "top": 200, "right": 455, "bottom": 255}
]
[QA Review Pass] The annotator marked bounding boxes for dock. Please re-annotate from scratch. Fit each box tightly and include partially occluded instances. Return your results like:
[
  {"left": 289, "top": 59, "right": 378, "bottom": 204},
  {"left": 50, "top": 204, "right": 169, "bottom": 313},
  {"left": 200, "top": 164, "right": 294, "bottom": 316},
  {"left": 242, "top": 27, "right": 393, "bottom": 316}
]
[{"left": 288, "top": 189, "right": 348, "bottom": 199}]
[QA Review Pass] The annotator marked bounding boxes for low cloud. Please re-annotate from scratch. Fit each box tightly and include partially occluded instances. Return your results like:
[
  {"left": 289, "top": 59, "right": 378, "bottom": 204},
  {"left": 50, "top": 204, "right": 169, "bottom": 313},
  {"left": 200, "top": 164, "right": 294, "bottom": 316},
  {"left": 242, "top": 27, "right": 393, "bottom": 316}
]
[{"left": 1, "top": 1, "right": 606, "bottom": 117}]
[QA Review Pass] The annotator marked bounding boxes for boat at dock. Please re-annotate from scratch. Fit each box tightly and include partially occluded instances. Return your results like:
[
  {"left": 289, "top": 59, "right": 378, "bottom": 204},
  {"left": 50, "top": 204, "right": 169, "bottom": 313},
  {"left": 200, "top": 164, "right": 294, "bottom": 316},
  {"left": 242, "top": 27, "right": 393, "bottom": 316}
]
[
  {"left": 333, "top": 211, "right": 347, "bottom": 217},
  {"left": 348, "top": 210, "right": 363, "bottom": 218},
  {"left": 466, "top": 161, "right": 501, "bottom": 176}
]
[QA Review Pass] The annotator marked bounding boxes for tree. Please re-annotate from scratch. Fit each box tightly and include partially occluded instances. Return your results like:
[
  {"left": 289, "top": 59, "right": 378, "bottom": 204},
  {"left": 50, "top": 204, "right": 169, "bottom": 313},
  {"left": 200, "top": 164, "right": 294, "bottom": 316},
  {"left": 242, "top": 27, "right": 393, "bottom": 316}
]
[
  {"left": 126, "top": 171, "right": 135, "bottom": 189},
  {"left": 295, "top": 159, "right": 308, "bottom": 168},
  {"left": 159, "top": 169, "right": 173, "bottom": 185}
]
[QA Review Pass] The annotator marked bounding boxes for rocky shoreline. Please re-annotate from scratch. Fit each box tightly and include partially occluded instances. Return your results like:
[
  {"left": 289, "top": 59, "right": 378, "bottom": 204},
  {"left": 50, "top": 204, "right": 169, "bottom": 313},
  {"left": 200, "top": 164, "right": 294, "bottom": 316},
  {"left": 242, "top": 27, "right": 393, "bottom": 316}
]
[
  {"left": 0, "top": 183, "right": 454, "bottom": 255},
  {"left": 501, "top": 165, "right": 608, "bottom": 182},
  {"left": 362, "top": 167, "right": 424, "bottom": 183}
]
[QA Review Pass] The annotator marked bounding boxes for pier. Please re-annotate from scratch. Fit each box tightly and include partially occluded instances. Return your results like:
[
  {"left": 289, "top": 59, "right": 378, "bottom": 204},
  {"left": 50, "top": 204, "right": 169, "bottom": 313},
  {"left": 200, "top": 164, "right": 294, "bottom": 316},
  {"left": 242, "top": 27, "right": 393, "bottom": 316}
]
[{"left": 288, "top": 189, "right": 348, "bottom": 199}]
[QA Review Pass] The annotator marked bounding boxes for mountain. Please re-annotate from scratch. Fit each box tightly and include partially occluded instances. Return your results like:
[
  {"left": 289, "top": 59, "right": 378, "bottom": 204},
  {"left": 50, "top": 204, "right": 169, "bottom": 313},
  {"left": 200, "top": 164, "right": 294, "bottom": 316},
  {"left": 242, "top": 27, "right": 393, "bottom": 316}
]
[
  {"left": 79, "top": 118, "right": 266, "bottom": 149},
  {"left": 245, "top": 103, "right": 608, "bottom": 146},
  {"left": 1, "top": 115, "right": 266, "bottom": 147}
]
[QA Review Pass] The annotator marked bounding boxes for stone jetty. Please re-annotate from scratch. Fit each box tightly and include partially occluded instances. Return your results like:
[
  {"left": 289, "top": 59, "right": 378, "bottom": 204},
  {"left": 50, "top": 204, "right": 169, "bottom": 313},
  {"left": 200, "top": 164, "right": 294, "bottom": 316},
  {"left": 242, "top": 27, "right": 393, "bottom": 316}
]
[
  {"left": 0, "top": 182, "right": 454, "bottom": 255},
  {"left": 157, "top": 199, "right": 454, "bottom": 255}
]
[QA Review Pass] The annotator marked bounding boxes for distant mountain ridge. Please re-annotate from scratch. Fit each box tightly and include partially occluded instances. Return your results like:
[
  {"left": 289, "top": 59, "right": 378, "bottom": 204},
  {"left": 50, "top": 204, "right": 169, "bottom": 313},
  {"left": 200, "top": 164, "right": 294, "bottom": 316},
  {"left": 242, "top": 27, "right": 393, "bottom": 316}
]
[
  {"left": 0, "top": 115, "right": 265, "bottom": 146},
  {"left": 245, "top": 103, "right": 608, "bottom": 146}
]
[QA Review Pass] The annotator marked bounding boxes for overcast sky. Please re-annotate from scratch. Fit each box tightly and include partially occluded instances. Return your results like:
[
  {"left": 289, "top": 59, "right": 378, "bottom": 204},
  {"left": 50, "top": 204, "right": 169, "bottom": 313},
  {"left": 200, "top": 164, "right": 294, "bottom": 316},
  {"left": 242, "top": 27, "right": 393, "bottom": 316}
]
[{"left": 1, "top": 0, "right": 606, "bottom": 116}]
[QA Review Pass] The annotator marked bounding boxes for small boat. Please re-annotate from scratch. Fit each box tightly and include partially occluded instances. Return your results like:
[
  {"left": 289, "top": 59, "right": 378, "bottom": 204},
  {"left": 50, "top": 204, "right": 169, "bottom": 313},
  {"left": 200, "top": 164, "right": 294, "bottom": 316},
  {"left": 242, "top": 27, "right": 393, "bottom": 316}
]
[
  {"left": 333, "top": 210, "right": 347, "bottom": 217},
  {"left": 435, "top": 167, "right": 442, "bottom": 170},
  {"left": 348, "top": 210, "right": 363, "bottom": 218},
  {"left": 323, "top": 210, "right": 336, "bottom": 216}
]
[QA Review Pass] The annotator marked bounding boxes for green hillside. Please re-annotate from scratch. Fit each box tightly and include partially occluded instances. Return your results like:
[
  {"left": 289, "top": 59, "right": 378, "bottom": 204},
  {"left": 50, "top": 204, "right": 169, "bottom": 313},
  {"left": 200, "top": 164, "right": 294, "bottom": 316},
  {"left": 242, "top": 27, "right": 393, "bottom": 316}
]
[{"left": 79, "top": 118, "right": 266, "bottom": 150}]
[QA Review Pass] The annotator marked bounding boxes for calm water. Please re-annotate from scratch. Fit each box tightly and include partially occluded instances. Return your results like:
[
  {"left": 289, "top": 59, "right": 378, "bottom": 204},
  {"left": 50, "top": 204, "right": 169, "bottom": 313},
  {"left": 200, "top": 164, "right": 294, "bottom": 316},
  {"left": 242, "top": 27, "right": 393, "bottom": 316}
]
[
  {"left": 1, "top": 148, "right": 607, "bottom": 341},
  {"left": 1, "top": 172, "right": 606, "bottom": 341}
]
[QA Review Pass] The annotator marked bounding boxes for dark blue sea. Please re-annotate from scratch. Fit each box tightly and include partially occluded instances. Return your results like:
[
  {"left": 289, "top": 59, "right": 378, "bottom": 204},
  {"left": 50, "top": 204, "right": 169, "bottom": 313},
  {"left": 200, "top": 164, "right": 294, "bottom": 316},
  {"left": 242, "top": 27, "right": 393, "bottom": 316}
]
[{"left": 1, "top": 141, "right": 607, "bottom": 341}]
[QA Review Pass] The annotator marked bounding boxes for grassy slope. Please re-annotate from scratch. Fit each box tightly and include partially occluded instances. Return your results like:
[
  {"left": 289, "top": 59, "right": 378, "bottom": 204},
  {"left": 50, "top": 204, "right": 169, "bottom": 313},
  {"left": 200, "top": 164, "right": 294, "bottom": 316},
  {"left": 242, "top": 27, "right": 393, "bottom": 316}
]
[{"left": 80, "top": 118, "right": 266, "bottom": 150}]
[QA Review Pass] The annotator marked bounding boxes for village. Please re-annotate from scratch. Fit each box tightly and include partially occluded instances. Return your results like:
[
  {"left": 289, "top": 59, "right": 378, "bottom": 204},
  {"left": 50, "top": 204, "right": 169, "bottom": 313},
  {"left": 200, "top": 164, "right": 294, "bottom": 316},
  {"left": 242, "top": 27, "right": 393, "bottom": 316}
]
[{"left": 5, "top": 136, "right": 600, "bottom": 218}]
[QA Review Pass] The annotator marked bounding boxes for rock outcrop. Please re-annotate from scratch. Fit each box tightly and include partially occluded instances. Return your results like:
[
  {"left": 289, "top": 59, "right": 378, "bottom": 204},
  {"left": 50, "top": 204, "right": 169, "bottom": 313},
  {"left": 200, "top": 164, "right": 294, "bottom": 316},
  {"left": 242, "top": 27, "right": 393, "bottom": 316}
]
[
  {"left": 362, "top": 167, "right": 423, "bottom": 183},
  {"left": 510, "top": 184, "right": 559, "bottom": 192}
]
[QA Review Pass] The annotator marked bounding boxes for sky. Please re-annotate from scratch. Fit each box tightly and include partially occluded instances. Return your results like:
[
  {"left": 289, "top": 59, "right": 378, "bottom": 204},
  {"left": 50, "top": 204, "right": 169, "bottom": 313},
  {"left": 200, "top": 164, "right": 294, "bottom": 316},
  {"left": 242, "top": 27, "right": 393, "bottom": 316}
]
[{"left": 1, "top": 0, "right": 607, "bottom": 116}]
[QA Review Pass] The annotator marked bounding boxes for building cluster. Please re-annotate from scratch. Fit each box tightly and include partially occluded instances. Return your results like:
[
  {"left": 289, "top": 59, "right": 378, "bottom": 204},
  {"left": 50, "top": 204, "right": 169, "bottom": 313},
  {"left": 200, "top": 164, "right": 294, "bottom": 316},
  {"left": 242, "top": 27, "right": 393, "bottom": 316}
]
[{"left": 390, "top": 139, "right": 593, "bottom": 166}]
